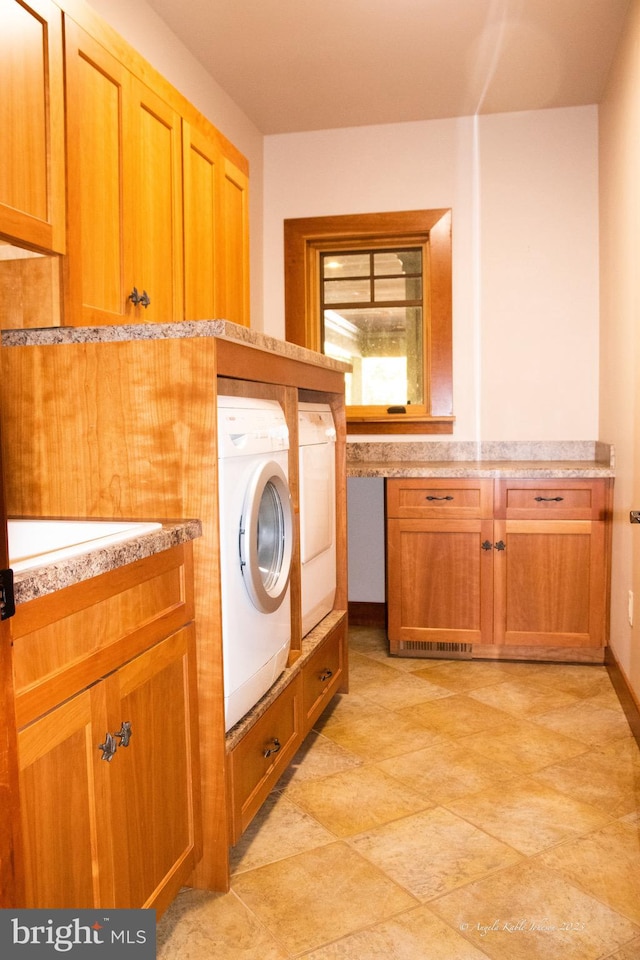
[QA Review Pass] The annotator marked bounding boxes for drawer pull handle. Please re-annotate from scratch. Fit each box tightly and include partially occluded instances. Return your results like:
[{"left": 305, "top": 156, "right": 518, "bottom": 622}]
[
  {"left": 263, "top": 737, "right": 281, "bottom": 759},
  {"left": 534, "top": 496, "right": 564, "bottom": 502},
  {"left": 425, "top": 495, "right": 454, "bottom": 501},
  {"left": 319, "top": 669, "right": 333, "bottom": 682}
]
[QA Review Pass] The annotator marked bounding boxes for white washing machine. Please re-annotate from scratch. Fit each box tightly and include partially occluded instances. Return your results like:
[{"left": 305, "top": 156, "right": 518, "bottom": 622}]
[
  {"left": 298, "top": 402, "right": 337, "bottom": 636},
  {"left": 217, "top": 396, "right": 294, "bottom": 731}
]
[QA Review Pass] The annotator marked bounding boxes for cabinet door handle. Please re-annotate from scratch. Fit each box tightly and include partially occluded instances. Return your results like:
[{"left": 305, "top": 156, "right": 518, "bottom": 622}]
[
  {"left": 534, "top": 496, "right": 564, "bottom": 502},
  {"left": 98, "top": 732, "right": 118, "bottom": 762},
  {"left": 481, "top": 540, "right": 493, "bottom": 551},
  {"left": 319, "top": 669, "right": 333, "bottom": 682},
  {"left": 494, "top": 540, "right": 506, "bottom": 551},
  {"left": 115, "top": 721, "right": 132, "bottom": 747},
  {"left": 425, "top": 495, "right": 454, "bottom": 501},
  {"left": 263, "top": 737, "right": 281, "bottom": 758},
  {"left": 129, "top": 288, "right": 151, "bottom": 308}
]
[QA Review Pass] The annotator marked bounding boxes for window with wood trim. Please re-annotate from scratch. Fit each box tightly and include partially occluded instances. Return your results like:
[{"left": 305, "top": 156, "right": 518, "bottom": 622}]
[{"left": 284, "top": 209, "right": 453, "bottom": 434}]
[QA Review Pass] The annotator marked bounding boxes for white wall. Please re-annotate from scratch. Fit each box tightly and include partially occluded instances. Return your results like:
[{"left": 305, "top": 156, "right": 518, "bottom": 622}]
[
  {"left": 82, "top": 0, "right": 266, "bottom": 328},
  {"left": 264, "top": 106, "right": 600, "bottom": 442},
  {"left": 264, "top": 106, "right": 601, "bottom": 601},
  {"left": 599, "top": 0, "right": 640, "bottom": 704}
]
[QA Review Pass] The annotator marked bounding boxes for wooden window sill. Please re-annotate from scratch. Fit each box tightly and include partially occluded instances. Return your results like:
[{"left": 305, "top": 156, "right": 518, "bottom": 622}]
[{"left": 347, "top": 416, "right": 455, "bottom": 435}]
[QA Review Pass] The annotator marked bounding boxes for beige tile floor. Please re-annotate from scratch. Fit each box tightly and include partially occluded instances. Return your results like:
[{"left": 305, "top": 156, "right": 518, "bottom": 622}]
[{"left": 157, "top": 627, "right": 640, "bottom": 960}]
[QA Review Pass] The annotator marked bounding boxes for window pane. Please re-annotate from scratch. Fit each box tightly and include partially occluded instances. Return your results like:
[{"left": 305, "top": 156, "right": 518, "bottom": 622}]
[
  {"left": 324, "top": 278, "right": 370, "bottom": 304},
  {"left": 322, "top": 253, "right": 370, "bottom": 278},
  {"left": 323, "top": 306, "right": 423, "bottom": 406},
  {"left": 373, "top": 249, "right": 421, "bottom": 275},
  {"left": 374, "top": 277, "right": 422, "bottom": 301}
]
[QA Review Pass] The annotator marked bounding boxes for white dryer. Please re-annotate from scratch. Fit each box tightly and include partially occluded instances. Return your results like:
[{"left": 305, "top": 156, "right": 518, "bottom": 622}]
[
  {"left": 217, "top": 396, "right": 294, "bottom": 731},
  {"left": 298, "top": 402, "right": 337, "bottom": 636}
]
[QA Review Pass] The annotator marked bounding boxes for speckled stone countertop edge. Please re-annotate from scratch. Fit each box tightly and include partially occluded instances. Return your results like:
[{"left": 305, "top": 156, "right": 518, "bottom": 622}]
[
  {"left": 346, "top": 440, "right": 615, "bottom": 478},
  {"left": 225, "top": 609, "right": 347, "bottom": 752},
  {"left": 347, "top": 460, "right": 615, "bottom": 478},
  {"left": 0, "top": 319, "right": 351, "bottom": 375},
  {"left": 13, "top": 519, "right": 202, "bottom": 605}
]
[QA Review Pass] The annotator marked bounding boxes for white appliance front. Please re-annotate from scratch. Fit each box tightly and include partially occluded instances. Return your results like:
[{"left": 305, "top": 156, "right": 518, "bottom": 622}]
[
  {"left": 217, "top": 396, "right": 294, "bottom": 731},
  {"left": 298, "top": 402, "right": 337, "bottom": 636}
]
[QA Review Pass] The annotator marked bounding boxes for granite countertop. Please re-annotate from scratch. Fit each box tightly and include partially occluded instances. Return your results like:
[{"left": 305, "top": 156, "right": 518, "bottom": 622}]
[
  {"left": 347, "top": 440, "right": 615, "bottom": 479},
  {"left": 13, "top": 519, "right": 202, "bottom": 605},
  {"left": 0, "top": 319, "right": 351, "bottom": 375}
]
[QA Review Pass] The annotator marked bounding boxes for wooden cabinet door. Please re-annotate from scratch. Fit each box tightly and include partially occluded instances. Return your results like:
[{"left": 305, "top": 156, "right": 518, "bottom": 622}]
[
  {"left": 17, "top": 626, "right": 200, "bottom": 911},
  {"left": 128, "top": 77, "right": 184, "bottom": 324},
  {"left": 106, "top": 626, "right": 201, "bottom": 912},
  {"left": 219, "top": 157, "right": 250, "bottom": 327},
  {"left": 18, "top": 686, "right": 115, "bottom": 908},
  {"left": 493, "top": 519, "right": 607, "bottom": 649},
  {"left": 0, "top": 0, "right": 65, "bottom": 252},
  {"left": 65, "top": 24, "right": 183, "bottom": 326},
  {"left": 387, "top": 517, "right": 494, "bottom": 652},
  {"left": 183, "top": 120, "right": 220, "bottom": 320},
  {"left": 64, "top": 21, "right": 132, "bottom": 325}
]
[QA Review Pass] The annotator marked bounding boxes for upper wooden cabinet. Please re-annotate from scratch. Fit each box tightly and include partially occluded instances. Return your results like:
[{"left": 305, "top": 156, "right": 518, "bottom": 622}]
[
  {"left": 219, "top": 157, "right": 250, "bottom": 327},
  {"left": 182, "top": 123, "right": 250, "bottom": 325},
  {"left": 0, "top": 0, "right": 65, "bottom": 253},
  {"left": 64, "top": 15, "right": 250, "bottom": 327},
  {"left": 64, "top": 22, "right": 184, "bottom": 325}
]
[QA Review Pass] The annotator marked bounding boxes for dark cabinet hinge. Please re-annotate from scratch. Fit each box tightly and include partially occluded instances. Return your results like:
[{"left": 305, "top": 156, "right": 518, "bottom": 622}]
[{"left": 0, "top": 568, "right": 15, "bottom": 621}]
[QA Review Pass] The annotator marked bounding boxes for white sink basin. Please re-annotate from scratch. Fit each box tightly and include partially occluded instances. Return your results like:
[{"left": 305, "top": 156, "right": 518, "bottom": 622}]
[{"left": 8, "top": 519, "right": 163, "bottom": 573}]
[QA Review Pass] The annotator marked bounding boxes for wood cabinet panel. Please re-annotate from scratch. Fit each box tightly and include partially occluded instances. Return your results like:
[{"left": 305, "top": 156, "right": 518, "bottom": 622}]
[
  {"left": 129, "top": 77, "right": 183, "bottom": 324},
  {"left": 219, "top": 158, "right": 250, "bottom": 327},
  {"left": 302, "top": 619, "right": 345, "bottom": 734},
  {"left": 18, "top": 687, "right": 111, "bottom": 908},
  {"left": 495, "top": 478, "right": 608, "bottom": 520},
  {"left": 387, "top": 517, "right": 494, "bottom": 649},
  {"left": 386, "top": 477, "right": 493, "bottom": 519},
  {"left": 183, "top": 121, "right": 219, "bottom": 320},
  {"left": 228, "top": 674, "right": 302, "bottom": 844},
  {"left": 64, "top": 21, "right": 130, "bottom": 324},
  {"left": 108, "top": 626, "right": 201, "bottom": 911},
  {"left": 493, "top": 519, "right": 606, "bottom": 648},
  {"left": 0, "top": 0, "right": 65, "bottom": 252}
]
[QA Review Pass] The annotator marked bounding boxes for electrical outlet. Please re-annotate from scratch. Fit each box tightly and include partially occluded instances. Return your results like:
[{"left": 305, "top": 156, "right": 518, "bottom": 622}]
[{"left": 629, "top": 590, "right": 634, "bottom": 627}]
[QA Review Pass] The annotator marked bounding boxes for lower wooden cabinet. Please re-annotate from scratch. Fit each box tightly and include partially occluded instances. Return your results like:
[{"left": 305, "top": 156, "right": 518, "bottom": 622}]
[
  {"left": 386, "top": 477, "right": 612, "bottom": 660},
  {"left": 227, "top": 611, "right": 348, "bottom": 846},
  {"left": 301, "top": 618, "right": 345, "bottom": 734},
  {"left": 12, "top": 544, "right": 201, "bottom": 913},
  {"left": 227, "top": 674, "right": 302, "bottom": 845}
]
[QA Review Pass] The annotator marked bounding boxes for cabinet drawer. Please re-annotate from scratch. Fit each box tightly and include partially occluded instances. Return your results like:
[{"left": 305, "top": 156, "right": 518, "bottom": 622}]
[
  {"left": 495, "top": 479, "right": 609, "bottom": 520},
  {"left": 228, "top": 674, "right": 302, "bottom": 844},
  {"left": 302, "top": 620, "right": 345, "bottom": 734},
  {"left": 386, "top": 478, "right": 493, "bottom": 519}
]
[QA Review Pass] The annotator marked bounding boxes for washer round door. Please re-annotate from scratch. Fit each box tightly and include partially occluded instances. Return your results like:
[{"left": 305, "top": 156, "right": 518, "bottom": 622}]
[{"left": 240, "top": 460, "right": 294, "bottom": 612}]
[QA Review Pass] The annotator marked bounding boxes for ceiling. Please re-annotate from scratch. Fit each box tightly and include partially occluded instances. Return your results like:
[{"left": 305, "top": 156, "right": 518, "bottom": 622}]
[{"left": 143, "top": 0, "right": 631, "bottom": 135}]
